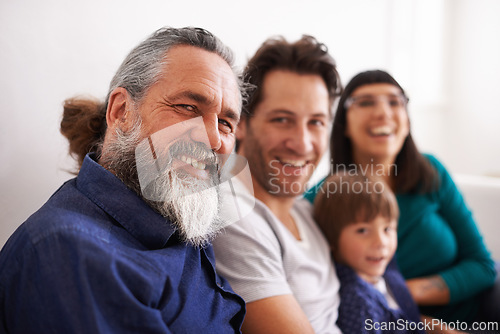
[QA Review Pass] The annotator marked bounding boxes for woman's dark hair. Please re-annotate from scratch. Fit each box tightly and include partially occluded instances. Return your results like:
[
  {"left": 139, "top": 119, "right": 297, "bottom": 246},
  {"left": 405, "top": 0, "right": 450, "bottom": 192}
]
[{"left": 331, "top": 70, "right": 437, "bottom": 194}]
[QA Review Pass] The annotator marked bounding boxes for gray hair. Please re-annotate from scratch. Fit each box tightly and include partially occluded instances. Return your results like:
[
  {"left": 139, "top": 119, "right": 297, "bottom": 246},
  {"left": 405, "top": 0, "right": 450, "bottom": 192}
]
[
  {"left": 106, "top": 26, "right": 239, "bottom": 106},
  {"left": 61, "top": 27, "right": 244, "bottom": 168}
]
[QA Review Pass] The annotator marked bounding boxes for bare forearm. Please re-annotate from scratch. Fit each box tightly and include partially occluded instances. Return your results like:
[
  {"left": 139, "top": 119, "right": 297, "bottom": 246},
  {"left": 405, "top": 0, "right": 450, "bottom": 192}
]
[
  {"left": 407, "top": 275, "right": 450, "bottom": 305},
  {"left": 242, "top": 295, "right": 315, "bottom": 334}
]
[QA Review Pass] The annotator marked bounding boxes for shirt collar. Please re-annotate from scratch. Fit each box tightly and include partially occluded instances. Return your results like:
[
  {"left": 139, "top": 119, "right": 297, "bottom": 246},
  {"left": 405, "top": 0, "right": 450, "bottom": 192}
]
[{"left": 76, "top": 153, "right": 176, "bottom": 249}]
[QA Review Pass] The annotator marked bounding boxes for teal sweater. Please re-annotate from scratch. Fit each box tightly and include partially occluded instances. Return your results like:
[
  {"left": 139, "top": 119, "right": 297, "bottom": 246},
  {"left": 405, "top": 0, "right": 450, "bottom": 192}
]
[{"left": 305, "top": 154, "right": 496, "bottom": 322}]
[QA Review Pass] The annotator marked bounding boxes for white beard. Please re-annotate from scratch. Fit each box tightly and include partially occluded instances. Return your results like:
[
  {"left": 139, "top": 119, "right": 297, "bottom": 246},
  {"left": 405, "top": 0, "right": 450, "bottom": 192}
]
[
  {"left": 101, "top": 115, "right": 223, "bottom": 248},
  {"left": 145, "top": 168, "right": 223, "bottom": 248}
]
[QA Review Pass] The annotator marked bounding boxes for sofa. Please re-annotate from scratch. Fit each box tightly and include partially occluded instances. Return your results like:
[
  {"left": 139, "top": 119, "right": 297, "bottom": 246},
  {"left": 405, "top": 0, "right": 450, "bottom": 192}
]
[{"left": 454, "top": 173, "right": 500, "bottom": 261}]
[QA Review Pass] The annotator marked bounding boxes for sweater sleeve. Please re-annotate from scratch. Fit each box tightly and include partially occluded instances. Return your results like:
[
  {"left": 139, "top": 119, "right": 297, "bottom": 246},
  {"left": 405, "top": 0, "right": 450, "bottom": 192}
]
[
  {"left": 426, "top": 154, "right": 496, "bottom": 303},
  {"left": 303, "top": 177, "right": 326, "bottom": 204}
]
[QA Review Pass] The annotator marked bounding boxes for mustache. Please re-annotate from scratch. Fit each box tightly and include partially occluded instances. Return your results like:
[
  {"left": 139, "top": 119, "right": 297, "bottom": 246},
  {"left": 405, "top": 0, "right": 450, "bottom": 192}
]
[
  {"left": 168, "top": 140, "right": 218, "bottom": 166},
  {"left": 146, "top": 137, "right": 220, "bottom": 175}
]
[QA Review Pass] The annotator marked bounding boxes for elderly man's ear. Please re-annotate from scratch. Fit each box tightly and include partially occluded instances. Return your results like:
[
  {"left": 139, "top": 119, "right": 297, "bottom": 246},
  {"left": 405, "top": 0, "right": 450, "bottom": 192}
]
[{"left": 106, "top": 87, "right": 136, "bottom": 133}]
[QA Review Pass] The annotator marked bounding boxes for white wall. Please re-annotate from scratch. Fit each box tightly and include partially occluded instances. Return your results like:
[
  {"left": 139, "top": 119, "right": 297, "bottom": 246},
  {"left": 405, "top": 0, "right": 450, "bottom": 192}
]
[{"left": 1, "top": 0, "right": 499, "bottom": 247}]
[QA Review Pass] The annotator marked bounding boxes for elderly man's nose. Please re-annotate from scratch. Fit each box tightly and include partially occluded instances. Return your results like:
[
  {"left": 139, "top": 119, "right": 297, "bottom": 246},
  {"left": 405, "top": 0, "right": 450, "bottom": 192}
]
[{"left": 189, "top": 115, "right": 222, "bottom": 151}]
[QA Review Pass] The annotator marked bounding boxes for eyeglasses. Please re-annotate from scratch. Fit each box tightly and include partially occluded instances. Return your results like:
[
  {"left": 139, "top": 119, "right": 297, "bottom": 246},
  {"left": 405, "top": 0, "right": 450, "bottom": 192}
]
[{"left": 344, "top": 94, "right": 409, "bottom": 110}]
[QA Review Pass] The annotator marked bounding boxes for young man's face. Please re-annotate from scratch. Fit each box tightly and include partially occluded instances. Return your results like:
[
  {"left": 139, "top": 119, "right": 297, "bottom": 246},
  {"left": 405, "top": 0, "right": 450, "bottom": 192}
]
[{"left": 237, "top": 70, "right": 330, "bottom": 198}]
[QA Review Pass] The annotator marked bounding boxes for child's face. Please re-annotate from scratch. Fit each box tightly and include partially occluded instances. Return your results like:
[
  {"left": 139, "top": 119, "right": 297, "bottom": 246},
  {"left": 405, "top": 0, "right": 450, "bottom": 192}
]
[{"left": 337, "top": 215, "right": 397, "bottom": 284}]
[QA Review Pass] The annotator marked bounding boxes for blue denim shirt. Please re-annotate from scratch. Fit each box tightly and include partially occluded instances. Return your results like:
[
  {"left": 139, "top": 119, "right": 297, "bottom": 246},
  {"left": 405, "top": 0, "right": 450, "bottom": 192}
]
[{"left": 0, "top": 154, "right": 245, "bottom": 333}]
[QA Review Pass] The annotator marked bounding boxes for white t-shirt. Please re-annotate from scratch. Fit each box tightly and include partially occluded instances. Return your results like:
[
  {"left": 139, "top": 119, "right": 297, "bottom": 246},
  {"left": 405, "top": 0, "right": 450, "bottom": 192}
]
[
  {"left": 213, "top": 192, "right": 341, "bottom": 334},
  {"left": 373, "top": 277, "right": 401, "bottom": 310}
]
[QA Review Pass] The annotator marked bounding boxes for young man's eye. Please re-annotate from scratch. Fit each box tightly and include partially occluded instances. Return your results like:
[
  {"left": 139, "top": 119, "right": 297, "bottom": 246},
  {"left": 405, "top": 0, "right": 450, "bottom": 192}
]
[
  {"left": 271, "top": 117, "right": 290, "bottom": 124},
  {"left": 310, "top": 119, "right": 325, "bottom": 127}
]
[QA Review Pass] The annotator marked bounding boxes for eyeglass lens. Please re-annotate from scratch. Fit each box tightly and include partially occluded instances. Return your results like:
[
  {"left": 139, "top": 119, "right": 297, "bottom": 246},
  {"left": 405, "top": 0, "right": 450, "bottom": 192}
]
[{"left": 346, "top": 95, "right": 407, "bottom": 109}]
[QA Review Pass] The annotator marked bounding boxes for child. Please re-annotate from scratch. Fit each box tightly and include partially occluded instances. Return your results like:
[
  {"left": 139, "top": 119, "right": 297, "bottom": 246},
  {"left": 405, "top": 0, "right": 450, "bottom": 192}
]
[{"left": 313, "top": 173, "right": 424, "bottom": 334}]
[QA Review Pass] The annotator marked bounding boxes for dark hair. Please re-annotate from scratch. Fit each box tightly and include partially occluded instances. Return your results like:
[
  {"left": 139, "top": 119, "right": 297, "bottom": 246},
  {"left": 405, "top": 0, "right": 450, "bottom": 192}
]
[
  {"left": 331, "top": 70, "right": 437, "bottom": 194},
  {"left": 60, "top": 97, "right": 107, "bottom": 170},
  {"left": 313, "top": 173, "right": 399, "bottom": 255},
  {"left": 60, "top": 26, "right": 241, "bottom": 171},
  {"left": 242, "top": 35, "right": 342, "bottom": 120}
]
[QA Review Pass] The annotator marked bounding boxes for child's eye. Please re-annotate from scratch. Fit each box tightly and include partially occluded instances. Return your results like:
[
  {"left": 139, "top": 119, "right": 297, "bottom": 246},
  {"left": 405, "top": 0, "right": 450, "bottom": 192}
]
[
  {"left": 384, "top": 225, "right": 397, "bottom": 233},
  {"left": 385, "top": 221, "right": 398, "bottom": 232},
  {"left": 355, "top": 228, "right": 367, "bottom": 234}
]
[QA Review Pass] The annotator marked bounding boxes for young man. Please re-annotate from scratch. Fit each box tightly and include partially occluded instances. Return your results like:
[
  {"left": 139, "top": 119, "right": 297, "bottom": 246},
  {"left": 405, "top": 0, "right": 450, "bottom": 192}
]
[
  {"left": 0, "top": 27, "right": 246, "bottom": 333},
  {"left": 213, "top": 36, "right": 343, "bottom": 334}
]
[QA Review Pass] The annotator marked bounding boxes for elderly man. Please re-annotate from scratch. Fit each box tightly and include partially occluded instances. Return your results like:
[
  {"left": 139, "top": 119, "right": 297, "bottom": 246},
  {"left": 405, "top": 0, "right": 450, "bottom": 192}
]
[
  {"left": 213, "top": 36, "right": 343, "bottom": 333},
  {"left": 0, "top": 27, "right": 245, "bottom": 333}
]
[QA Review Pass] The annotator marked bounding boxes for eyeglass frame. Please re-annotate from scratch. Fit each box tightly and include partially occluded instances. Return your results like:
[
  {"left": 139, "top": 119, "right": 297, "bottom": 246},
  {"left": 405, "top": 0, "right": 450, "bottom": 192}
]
[{"left": 344, "top": 94, "right": 409, "bottom": 110}]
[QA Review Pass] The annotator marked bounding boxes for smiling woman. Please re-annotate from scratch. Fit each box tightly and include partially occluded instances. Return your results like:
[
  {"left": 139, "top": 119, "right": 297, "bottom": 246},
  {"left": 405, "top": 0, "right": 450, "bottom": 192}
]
[
  {"left": 305, "top": 70, "right": 497, "bottom": 325},
  {"left": 345, "top": 83, "right": 410, "bottom": 170}
]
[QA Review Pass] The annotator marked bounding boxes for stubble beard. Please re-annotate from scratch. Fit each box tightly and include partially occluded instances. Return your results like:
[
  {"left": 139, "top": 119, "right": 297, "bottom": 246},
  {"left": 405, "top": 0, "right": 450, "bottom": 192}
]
[{"left": 243, "top": 128, "right": 307, "bottom": 198}]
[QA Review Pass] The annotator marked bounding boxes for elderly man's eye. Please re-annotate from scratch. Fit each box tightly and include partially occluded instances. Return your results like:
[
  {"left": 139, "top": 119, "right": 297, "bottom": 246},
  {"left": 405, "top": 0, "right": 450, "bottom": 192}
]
[
  {"left": 218, "top": 119, "right": 234, "bottom": 133},
  {"left": 177, "top": 104, "right": 196, "bottom": 112}
]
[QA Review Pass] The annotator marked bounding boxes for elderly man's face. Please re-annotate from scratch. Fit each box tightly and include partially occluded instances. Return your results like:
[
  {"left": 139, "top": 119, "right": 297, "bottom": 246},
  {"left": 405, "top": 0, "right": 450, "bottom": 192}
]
[
  {"left": 104, "top": 45, "right": 241, "bottom": 246},
  {"left": 137, "top": 45, "right": 240, "bottom": 161}
]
